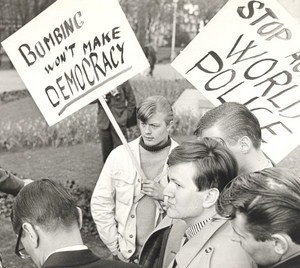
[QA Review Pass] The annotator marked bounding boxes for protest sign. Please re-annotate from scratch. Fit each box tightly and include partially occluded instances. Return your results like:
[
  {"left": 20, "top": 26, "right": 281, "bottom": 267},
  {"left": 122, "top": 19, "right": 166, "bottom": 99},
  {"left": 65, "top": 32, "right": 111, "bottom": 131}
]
[
  {"left": 172, "top": 0, "right": 300, "bottom": 163},
  {"left": 1, "top": 0, "right": 149, "bottom": 126}
]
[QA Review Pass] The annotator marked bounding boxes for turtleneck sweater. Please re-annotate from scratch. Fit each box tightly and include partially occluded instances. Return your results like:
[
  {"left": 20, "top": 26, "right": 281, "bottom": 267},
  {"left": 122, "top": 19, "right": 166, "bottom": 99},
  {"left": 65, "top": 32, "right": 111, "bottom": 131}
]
[{"left": 135, "top": 137, "right": 171, "bottom": 256}]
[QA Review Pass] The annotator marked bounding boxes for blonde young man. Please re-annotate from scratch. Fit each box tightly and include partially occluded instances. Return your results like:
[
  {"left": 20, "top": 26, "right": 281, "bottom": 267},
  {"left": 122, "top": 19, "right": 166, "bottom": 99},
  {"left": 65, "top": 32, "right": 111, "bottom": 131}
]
[{"left": 91, "top": 95, "right": 178, "bottom": 262}]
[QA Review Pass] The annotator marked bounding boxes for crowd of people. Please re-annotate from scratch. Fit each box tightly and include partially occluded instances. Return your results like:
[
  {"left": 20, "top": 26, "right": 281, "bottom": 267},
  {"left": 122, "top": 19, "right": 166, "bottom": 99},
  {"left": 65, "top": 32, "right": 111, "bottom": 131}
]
[{"left": 1, "top": 94, "right": 300, "bottom": 268}]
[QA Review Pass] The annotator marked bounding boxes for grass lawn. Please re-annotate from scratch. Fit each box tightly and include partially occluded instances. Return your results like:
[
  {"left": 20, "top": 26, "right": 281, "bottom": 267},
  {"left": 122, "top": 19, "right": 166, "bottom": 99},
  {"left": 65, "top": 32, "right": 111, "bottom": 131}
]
[
  {"left": 0, "top": 142, "right": 110, "bottom": 268},
  {"left": 0, "top": 97, "right": 107, "bottom": 267},
  {"left": 0, "top": 142, "right": 103, "bottom": 188}
]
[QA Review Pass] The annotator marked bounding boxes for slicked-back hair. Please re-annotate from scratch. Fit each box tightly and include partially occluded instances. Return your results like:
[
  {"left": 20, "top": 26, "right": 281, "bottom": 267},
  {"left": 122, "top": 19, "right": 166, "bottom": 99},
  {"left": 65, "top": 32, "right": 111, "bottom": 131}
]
[
  {"left": 167, "top": 137, "right": 238, "bottom": 192},
  {"left": 11, "top": 179, "right": 79, "bottom": 234},
  {"left": 194, "top": 102, "right": 262, "bottom": 149},
  {"left": 217, "top": 167, "right": 300, "bottom": 244},
  {"left": 137, "top": 95, "right": 173, "bottom": 125}
]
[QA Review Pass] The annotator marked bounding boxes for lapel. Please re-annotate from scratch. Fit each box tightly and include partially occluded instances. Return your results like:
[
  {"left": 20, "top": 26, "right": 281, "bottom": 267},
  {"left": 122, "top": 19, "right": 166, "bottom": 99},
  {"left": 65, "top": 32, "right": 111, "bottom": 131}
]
[
  {"left": 163, "top": 219, "right": 187, "bottom": 268},
  {"left": 154, "top": 215, "right": 174, "bottom": 231},
  {"left": 130, "top": 137, "right": 142, "bottom": 165},
  {"left": 174, "top": 218, "right": 228, "bottom": 268},
  {"left": 139, "top": 215, "right": 174, "bottom": 261}
]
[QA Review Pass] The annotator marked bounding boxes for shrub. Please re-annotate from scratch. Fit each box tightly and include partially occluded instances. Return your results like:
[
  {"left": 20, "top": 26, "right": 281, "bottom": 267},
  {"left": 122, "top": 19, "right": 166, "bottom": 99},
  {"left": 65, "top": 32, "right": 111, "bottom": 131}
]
[
  {"left": 0, "top": 79, "right": 194, "bottom": 151},
  {"left": 171, "top": 111, "right": 200, "bottom": 136},
  {"left": 130, "top": 79, "right": 192, "bottom": 105},
  {"left": 0, "top": 179, "right": 98, "bottom": 237},
  {"left": 0, "top": 105, "right": 99, "bottom": 151}
]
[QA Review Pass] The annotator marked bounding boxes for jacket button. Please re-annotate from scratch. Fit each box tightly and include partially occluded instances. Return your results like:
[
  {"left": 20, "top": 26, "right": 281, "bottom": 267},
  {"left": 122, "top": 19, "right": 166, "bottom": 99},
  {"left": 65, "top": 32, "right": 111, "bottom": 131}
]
[
  {"left": 129, "top": 234, "right": 133, "bottom": 238},
  {"left": 128, "top": 249, "right": 132, "bottom": 253},
  {"left": 131, "top": 215, "right": 135, "bottom": 218},
  {"left": 205, "top": 247, "right": 212, "bottom": 253}
]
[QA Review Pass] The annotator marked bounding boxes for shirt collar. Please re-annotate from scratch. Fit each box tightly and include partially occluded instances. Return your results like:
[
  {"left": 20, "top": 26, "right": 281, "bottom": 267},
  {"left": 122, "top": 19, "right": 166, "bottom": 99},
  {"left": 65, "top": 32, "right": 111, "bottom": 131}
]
[
  {"left": 185, "top": 218, "right": 212, "bottom": 240},
  {"left": 45, "top": 245, "right": 88, "bottom": 262}
]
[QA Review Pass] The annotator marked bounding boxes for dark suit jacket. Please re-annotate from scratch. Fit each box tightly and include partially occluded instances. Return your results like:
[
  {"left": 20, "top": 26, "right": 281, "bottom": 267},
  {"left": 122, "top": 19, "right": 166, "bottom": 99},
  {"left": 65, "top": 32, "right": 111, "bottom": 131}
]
[
  {"left": 139, "top": 216, "right": 187, "bottom": 268},
  {"left": 270, "top": 253, "right": 300, "bottom": 268},
  {"left": 0, "top": 167, "right": 24, "bottom": 196},
  {"left": 42, "top": 249, "right": 142, "bottom": 268},
  {"left": 97, "top": 81, "right": 136, "bottom": 129}
]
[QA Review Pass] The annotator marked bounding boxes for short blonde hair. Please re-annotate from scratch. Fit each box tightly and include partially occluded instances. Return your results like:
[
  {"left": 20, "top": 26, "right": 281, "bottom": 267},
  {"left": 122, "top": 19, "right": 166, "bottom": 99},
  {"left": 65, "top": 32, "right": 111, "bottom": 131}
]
[{"left": 137, "top": 95, "right": 173, "bottom": 125}]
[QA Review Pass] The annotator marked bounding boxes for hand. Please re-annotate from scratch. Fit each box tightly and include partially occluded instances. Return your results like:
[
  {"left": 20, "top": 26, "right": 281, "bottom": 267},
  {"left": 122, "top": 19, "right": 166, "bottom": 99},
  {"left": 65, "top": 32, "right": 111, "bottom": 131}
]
[{"left": 141, "top": 180, "right": 164, "bottom": 201}]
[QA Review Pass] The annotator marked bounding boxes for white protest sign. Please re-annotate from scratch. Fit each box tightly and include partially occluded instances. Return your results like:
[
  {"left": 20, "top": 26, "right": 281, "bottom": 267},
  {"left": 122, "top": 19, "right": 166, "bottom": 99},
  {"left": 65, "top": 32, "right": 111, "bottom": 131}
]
[
  {"left": 172, "top": 0, "right": 300, "bottom": 163},
  {"left": 2, "top": 0, "right": 149, "bottom": 126}
]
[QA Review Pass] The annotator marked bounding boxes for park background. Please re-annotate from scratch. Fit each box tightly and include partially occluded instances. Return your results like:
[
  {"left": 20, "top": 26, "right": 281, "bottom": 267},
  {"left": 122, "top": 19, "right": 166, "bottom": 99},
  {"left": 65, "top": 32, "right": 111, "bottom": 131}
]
[{"left": 1, "top": 0, "right": 300, "bottom": 267}]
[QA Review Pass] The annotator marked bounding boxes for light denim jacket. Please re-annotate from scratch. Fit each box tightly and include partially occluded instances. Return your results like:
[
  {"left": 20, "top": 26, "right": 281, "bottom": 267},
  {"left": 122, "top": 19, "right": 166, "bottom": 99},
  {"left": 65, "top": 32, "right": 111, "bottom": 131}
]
[{"left": 91, "top": 137, "right": 178, "bottom": 261}]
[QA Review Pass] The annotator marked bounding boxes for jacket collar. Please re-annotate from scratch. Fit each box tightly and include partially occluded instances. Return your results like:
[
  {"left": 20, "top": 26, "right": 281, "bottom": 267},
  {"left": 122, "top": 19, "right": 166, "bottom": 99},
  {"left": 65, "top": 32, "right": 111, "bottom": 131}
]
[
  {"left": 175, "top": 218, "right": 228, "bottom": 268},
  {"left": 42, "top": 249, "right": 99, "bottom": 267}
]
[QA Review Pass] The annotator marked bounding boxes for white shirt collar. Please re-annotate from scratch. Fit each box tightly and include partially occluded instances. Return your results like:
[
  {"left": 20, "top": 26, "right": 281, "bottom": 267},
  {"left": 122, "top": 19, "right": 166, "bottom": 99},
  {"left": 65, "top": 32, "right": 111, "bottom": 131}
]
[{"left": 45, "top": 244, "right": 88, "bottom": 261}]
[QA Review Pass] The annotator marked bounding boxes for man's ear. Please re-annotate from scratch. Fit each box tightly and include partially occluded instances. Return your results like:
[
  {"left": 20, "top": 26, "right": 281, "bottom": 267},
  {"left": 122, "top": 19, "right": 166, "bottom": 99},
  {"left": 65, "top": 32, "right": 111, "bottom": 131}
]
[
  {"left": 77, "top": 207, "right": 83, "bottom": 229},
  {"left": 272, "top": 234, "right": 289, "bottom": 255},
  {"left": 23, "top": 222, "right": 39, "bottom": 248},
  {"left": 239, "top": 136, "right": 251, "bottom": 154},
  {"left": 203, "top": 188, "right": 219, "bottom": 208}
]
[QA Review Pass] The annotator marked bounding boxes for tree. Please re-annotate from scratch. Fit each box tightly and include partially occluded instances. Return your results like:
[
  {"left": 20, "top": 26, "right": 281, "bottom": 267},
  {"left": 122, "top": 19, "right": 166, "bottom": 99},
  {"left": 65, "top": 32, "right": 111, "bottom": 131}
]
[
  {"left": 187, "top": 0, "right": 228, "bottom": 26},
  {"left": 164, "top": 23, "right": 191, "bottom": 47},
  {"left": 120, "top": 0, "right": 174, "bottom": 48}
]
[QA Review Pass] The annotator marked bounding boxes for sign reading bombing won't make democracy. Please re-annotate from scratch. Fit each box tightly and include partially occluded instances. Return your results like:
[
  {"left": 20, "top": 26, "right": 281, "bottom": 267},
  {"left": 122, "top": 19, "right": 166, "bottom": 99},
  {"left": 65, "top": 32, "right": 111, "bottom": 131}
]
[
  {"left": 1, "top": 0, "right": 149, "bottom": 126},
  {"left": 172, "top": 0, "right": 300, "bottom": 164}
]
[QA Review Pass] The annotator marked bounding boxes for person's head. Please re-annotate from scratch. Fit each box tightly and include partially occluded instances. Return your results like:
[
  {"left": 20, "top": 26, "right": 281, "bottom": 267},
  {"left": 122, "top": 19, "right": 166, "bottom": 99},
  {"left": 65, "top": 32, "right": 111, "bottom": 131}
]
[
  {"left": 137, "top": 95, "right": 173, "bottom": 147},
  {"left": 164, "top": 137, "right": 238, "bottom": 225},
  {"left": 194, "top": 102, "right": 263, "bottom": 173},
  {"left": 217, "top": 167, "right": 300, "bottom": 267},
  {"left": 11, "top": 179, "right": 83, "bottom": 268}
]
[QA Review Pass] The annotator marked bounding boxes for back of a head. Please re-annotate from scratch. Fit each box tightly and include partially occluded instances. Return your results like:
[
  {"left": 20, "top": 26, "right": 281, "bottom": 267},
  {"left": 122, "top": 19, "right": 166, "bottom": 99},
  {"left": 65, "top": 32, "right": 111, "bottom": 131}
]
[
  {"left": 194, "top": 102, "right": 262, "bottom": 149},
  {"left": 137, "top": 95, "right": 173, "bottom": 124},
  {"left": 167, "top": 137, "right": 238, "bottom": 192},
  {"left": 217, "top": 167, "right": 300, "bottom": 244},
  {"left": 11, "top": 179, "right": 79, "bottom": 234}
]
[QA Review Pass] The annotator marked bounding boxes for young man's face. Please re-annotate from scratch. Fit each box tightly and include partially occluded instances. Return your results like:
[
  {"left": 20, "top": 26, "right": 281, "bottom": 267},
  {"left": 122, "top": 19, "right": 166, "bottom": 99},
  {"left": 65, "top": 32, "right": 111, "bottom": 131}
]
[
  {"left": 139, "top": 111, "right": 171, "bottom": 147},
  {"left": 231, "top": 212, "right": 280, "bottom": 267},
  {"left": 164, "top": 162, "right": 206, "bottom": 222}
]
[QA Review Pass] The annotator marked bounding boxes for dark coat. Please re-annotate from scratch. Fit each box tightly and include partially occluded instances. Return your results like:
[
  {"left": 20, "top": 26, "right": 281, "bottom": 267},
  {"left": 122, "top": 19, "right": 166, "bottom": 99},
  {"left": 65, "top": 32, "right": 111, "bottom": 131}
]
[
  {"left": 269, "top": 254, "right": 300, "bottom": 268},
  {"left": 97, "top": 81, "right": 136, "bottom": 130},
  {"left": 139, "top": 216, "right": 186, "bottom": 268},
  {"left": 42, "top": 249, "right": 142, "bottom": 268},
  {"left": 144, "top": 46, "right": 156, "bottom": 67}
]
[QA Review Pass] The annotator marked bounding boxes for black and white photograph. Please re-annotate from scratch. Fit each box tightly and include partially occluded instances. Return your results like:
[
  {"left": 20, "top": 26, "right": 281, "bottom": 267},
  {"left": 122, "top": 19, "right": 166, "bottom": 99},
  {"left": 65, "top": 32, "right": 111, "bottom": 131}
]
[{"left": 1, "top": 0, "right": 300, "bottom": 267}]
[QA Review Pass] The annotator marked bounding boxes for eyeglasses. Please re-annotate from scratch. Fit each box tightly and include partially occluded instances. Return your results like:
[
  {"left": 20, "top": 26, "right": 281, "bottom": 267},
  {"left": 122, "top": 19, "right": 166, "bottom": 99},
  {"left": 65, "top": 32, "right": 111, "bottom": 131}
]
[
  {"left": 0, "top": 253, "right": 6, "bottom": 268},
  {"left": 15, "top": 225, "right": 30, "bottom": 259}
]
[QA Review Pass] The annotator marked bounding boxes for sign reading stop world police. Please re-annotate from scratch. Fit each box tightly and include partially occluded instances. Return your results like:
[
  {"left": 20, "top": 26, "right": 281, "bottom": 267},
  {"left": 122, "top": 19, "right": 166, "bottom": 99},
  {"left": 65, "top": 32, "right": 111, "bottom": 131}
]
[
  {"left": 172, "top": 0, "right": 300, "bottom": 163},
  {"left": 2, "top": 0, "right": 149, "bottom": 126}
]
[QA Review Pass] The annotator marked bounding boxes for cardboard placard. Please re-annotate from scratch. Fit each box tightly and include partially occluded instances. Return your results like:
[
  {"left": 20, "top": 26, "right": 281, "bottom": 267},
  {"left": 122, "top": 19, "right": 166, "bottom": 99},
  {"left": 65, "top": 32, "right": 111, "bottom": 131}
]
[
  {"left": 2, "top": 0, "right": 149, "bottom": 126},
  {"left": 172, "top": 0, "right": 300, "bottom": 163}
]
